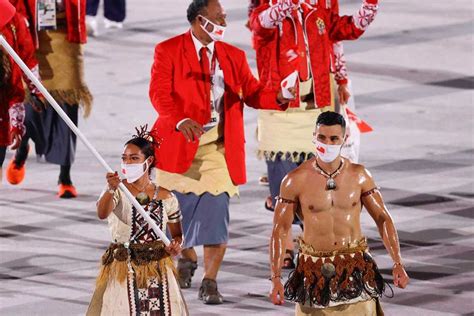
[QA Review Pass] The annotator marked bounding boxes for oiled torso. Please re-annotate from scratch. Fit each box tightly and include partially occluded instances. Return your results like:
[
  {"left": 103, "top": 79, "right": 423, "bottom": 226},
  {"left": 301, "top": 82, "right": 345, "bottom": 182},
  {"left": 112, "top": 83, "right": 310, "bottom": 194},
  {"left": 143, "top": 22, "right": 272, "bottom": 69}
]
[{"left": 296, "top": 158, "right": 364, "bottom": 251}]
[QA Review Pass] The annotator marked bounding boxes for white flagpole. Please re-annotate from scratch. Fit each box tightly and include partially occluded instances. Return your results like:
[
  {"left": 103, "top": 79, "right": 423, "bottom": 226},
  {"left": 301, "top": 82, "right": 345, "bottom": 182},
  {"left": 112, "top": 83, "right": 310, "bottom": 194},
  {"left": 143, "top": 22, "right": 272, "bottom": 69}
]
[{"left": 0, "top": 35, "right": 170, "bottom": 245}]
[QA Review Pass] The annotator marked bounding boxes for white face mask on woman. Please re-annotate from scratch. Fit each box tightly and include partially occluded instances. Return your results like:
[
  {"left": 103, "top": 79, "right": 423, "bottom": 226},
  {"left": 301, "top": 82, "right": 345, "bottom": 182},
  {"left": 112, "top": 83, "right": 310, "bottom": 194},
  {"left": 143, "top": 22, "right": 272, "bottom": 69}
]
[
  {"left": 121, "top": 159, "right": 149, "bottom": 183},
  {"left": 313, "top": 139, "right": 343, "bottom": 163},
  {"left": 199, "top": 15, "right": 226, "bottom": 42}
]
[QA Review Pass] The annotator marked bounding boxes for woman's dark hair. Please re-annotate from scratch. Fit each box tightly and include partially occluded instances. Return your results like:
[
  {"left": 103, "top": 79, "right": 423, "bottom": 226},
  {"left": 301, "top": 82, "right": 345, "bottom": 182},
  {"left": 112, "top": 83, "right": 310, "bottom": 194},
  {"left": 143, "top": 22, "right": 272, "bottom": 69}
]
[
  {"left": 187, "top": 0, "right": 209, "bottom": 23},
  {"left": 316, "top": 111, "right": 346, "bottom": 133},
  {"left": 124, "top": 125, "right": 160, "bottom": 173}
]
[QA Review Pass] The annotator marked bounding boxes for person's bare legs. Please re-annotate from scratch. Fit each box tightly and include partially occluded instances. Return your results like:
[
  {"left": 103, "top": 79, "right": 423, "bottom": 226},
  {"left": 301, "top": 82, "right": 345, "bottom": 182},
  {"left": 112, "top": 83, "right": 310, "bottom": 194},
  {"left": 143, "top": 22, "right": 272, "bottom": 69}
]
[
  {"left": 199, "top": 243, "right": 227, "bottom": 304},
  {"left": 203, "top": 244, "right": 227, "bottom": 280},
  {"left": 182, "top": 247, "right": 198, "bottom": 262},
  {"left": 178, "top": 247, "right": 198, "bottom": 288}
]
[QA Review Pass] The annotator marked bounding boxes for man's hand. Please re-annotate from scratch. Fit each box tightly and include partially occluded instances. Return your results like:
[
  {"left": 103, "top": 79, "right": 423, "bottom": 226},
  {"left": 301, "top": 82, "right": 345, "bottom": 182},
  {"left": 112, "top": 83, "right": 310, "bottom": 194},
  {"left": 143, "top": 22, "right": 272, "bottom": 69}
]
[
  {"left": 393, "top": 264, "right": 409, "bottom": 289},
  {"left": 165, "top": 237, "right": 183, "bottom": 257},
  {"left": 269, "top": 278, "right": 285, "bottom": 305},
  {"left": 9, "top": 130, "right": 22, "bottom": 150},
  {"left": 277, "top": 87, "right": 296, "bottom": 105},
  {"left": 337, "top": 83, "right": 351, "bottom": 105},
  {"left": 177, "top": 119, "right": 204, "bottom": 142}
]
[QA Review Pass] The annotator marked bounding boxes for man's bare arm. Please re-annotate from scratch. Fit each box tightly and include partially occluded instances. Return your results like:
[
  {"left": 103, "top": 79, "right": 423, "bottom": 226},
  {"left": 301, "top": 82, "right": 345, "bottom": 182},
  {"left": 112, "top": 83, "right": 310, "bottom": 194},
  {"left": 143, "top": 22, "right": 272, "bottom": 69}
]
[
  {"left": 269, "top": 173, "right": 299, "bottom": 304},
  {"left": 360, "top": 167, "right": 410, "bottom": 289}
]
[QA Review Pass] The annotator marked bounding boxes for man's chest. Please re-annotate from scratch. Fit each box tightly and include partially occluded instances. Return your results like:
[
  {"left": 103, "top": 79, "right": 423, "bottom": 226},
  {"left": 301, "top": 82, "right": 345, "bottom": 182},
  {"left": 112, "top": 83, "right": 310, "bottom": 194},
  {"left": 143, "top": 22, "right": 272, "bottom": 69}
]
[{"left": 298, "top": 173, "right": 362, "bottom": 212}]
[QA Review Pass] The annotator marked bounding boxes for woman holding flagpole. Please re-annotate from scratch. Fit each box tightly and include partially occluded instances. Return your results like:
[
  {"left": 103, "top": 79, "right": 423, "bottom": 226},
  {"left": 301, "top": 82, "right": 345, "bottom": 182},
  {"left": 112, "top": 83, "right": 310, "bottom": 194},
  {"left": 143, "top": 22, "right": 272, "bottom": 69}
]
[{"left": 88, "top": 126, "right": 188, "bottom": 316}]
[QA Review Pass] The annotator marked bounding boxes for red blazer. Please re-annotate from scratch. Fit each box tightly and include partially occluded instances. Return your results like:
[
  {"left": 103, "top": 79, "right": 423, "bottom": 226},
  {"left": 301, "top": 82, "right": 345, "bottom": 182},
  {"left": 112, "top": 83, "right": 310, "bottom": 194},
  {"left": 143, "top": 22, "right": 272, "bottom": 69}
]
[{"left": 149, "top": 31, "right": 284, "bottom": 186}]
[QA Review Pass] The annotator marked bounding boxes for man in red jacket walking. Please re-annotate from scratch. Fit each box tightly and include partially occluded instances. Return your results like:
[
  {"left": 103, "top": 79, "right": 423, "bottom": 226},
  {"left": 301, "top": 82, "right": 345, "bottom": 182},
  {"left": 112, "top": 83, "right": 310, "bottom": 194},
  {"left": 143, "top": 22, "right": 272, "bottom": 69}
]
[{"left": 149, "top": 0, "right": 292, "bottom": 305}]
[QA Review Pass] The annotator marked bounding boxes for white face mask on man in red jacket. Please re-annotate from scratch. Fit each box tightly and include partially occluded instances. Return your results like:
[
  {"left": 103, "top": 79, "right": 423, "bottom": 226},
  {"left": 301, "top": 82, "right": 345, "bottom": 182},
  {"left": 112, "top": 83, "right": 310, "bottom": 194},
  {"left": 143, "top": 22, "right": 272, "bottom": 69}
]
[{"left": 199, "top": 15, "right": 226, "bottom": 42}]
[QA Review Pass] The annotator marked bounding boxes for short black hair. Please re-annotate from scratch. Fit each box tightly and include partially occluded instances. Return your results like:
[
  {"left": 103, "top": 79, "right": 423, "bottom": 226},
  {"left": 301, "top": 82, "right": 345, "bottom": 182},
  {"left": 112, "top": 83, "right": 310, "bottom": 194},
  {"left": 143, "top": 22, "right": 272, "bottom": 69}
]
[
  {"left": 187, "top": 0, "right": 209, "bottom": 23},
  {"left": 316, "top": 111, "right": 346, "bottom": 131}
]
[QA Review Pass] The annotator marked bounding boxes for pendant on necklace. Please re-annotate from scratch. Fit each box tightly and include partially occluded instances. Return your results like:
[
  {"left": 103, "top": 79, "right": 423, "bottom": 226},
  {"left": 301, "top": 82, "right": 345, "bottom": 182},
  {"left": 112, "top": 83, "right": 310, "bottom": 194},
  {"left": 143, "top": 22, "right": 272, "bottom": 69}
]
[
  {"left": 326, "top": 178, "right": 336, "bottom": 191},
  {"left": 136, "top": 192, "right": 150, "bottom": 205}
]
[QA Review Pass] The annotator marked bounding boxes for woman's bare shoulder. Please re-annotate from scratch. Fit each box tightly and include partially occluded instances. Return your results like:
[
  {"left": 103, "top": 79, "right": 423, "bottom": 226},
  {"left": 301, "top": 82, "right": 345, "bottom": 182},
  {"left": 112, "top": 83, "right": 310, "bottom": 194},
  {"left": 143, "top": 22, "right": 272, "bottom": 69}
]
[{"left": 157, "top": 186, "right": 173, "bottom": 200}]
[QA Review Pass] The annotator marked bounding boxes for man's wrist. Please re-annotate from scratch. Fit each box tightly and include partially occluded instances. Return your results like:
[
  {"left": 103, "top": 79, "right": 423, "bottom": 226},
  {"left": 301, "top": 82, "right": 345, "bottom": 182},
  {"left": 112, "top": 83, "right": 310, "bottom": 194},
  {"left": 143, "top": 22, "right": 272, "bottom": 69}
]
[
  {"left": 176, "top": 118, "right": 190, "bottom": 130},
  {"left": 393, "top": 262, "right": 404, "bottom": 268},
  {"left": 269, "top": 272, "right": 282, "bottom": 281}
]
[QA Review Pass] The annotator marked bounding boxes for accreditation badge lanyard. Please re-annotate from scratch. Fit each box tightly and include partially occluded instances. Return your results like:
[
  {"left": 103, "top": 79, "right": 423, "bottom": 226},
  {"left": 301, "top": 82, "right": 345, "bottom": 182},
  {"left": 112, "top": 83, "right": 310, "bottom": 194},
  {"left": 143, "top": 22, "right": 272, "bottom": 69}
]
[
  {"left": 37, "top": 0, "right": 57, "bottom": 30},
  {"left": 207, "top": 52, "right": 219, "bottom": 127}
]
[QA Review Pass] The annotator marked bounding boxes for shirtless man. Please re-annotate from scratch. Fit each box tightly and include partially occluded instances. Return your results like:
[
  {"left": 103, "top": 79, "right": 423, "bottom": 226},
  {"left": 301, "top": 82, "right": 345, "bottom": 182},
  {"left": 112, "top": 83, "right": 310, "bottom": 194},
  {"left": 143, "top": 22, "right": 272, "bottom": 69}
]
[{"left": 269, "top": 111, "right": 409, "bottom": 315}]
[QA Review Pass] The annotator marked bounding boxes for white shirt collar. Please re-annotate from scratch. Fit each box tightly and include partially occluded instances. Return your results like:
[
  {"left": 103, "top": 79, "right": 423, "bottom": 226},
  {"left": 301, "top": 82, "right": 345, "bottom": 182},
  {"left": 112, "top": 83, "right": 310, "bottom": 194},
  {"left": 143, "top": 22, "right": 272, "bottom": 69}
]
[{"left": 191, "top": 30, "right": 215, "bottom": 60}]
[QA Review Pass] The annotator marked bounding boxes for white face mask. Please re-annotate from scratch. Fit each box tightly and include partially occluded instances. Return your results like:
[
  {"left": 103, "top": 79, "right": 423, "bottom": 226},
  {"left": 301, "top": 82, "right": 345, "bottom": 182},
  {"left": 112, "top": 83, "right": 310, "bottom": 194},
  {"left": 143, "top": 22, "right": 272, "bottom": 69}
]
[
  {"left": 199, "top": 15, "right": 226, "bottom": 42},
  {"left": 121, "top": 159, "right": 149, "bottom": 183},
  {"left": 313, "top": 139, "right": 343, "bottom": 163}
]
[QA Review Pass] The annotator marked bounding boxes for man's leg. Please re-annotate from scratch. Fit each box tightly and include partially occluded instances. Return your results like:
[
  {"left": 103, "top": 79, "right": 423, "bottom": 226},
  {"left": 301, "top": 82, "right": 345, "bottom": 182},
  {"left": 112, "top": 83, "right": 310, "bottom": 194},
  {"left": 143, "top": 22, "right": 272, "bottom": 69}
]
[
  {"left": 86, "top": 0, "right": 100, "bottom": 16},
  {"left": 6, "top": 103, "right": 40, "bottom": 185},
  {"left": 14, "top": 137, "right": 29, "bottom": 166},
  {"left": 178, "top": 247, "right": 198, "bottom": 289},
  {"left": 174, "top": 192, "right": 200, "bottom": 289},
  {"left": 42, "top": 103, "right": 78, "bottom": 198},
  {"left": 174, "top": 191, "right": 230, "bottom": 303},
  {"left": 203, "top": 244, "right": 226, "bottom": 281},
  {"left": 182, "top": 248, "right": 198, "bottom": 262},
  {"left": 104, "top": 0, "right": 126, "bottom": 24},
  {"left": 197, "top": 243, "right": 226, "bottom": 304},
  {"left": 192, "top": 193, "right": 229, "bottom": 304}
]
